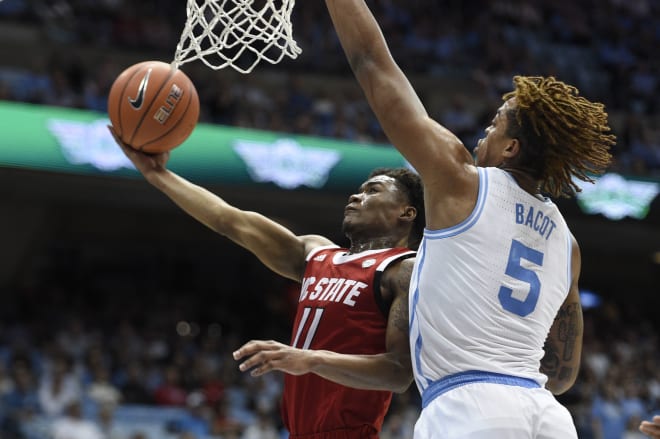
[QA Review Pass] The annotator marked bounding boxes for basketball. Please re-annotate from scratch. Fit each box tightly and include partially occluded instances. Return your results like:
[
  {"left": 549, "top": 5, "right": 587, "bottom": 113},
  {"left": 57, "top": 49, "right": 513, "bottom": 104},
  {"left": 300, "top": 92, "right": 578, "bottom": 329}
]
[{"left": 108, "top": 61, "right": 200, "bottom": 153}]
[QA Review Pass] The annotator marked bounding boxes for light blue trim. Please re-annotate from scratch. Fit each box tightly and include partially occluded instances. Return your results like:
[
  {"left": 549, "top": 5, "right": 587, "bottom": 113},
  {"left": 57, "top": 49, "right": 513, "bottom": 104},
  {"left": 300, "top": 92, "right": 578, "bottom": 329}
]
[
  {"left": 422, "top": 370, "right": 540, "bottom": 409},
  {"left": 424, "top": 167, "right": 489, "bottom": 239},
  {"left": 410, "top": 238, "right": 430, "bottom": 390}
]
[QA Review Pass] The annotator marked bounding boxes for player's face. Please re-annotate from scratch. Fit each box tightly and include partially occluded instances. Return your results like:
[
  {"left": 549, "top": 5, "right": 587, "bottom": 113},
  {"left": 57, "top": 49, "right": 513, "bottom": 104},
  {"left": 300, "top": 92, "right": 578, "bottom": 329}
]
[
  {"left": 342, "top": 175, "right": 408, "bottom": 237},
  {"left": 474, "top": 98, "right": 516, "bottom": 167}
]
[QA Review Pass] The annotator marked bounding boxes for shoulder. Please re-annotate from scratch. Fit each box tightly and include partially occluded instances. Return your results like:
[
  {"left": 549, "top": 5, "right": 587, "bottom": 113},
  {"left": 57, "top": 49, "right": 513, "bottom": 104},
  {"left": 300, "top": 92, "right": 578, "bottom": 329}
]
[
  {"left": 300, "top": 235, "right": 339, "bottom": 260},
  {"left": 380, "top": 255, "right": 416, "bottom": 296}
]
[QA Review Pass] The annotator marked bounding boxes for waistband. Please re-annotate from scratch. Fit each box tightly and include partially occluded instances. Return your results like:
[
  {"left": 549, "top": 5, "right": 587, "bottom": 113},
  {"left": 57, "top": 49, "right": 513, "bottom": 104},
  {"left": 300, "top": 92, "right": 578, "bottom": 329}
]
[{"left": 422, "top": 370, "right": 540, "bottom": 409}]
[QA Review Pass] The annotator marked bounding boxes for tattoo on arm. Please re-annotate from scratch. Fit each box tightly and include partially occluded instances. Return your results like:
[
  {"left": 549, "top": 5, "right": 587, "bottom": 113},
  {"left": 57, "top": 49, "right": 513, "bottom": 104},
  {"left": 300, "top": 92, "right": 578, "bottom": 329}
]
[
  {"left": 396, "top": 261, "right": 414, "bottom": 293},
  {"left": 557, "top": 303, "right": 580, "bottom": 361},
  {"left": 540, "top": 339, "right": 560, "bottom": 378},
  {"left": 390, "top": 297, "right": 409, "bottom": 333},
  {"left": 559, "top": 367, "right": 573, "bottom": 381},
  {"left": 391, "top": 261, "right": 413, "bottom": 334},
  {"left": 542, "top": 302, "right": 580, "bottom": 380}
]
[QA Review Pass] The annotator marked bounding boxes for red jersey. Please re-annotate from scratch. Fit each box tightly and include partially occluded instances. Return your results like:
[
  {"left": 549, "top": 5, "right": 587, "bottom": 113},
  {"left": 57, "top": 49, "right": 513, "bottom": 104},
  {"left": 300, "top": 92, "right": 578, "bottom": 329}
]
[{"left": 282, "top": 246, "right": 415, "bottom": 438}]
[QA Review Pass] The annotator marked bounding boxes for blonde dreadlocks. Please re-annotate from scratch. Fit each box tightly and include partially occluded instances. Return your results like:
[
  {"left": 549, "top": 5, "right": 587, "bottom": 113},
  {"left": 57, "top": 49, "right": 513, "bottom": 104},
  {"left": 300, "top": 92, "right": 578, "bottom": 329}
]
[{"left": 503, "top": 76, "right": 615, "bottom": 198}]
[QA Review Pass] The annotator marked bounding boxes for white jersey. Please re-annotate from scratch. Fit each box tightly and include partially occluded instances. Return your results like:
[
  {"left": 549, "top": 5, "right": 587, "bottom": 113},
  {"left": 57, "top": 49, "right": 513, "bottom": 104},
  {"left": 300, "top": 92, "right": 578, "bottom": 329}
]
[{"left": 409, "top": 166, "right": 573, "bottom": 397}]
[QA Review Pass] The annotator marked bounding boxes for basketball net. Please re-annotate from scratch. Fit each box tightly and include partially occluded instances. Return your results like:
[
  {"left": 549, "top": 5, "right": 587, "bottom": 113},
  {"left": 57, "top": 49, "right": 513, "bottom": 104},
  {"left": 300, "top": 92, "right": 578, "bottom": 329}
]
[{"left": 173, "top": 0, "right": 301, "bottom": 74}]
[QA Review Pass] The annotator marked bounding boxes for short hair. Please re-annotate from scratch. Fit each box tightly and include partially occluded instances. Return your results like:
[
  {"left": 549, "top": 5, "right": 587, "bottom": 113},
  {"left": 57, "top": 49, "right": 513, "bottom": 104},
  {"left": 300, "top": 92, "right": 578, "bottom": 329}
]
[
  {"left": 368, "top": 167, "right": 425, "bottom": 250},
  {"left": 503, "top": 76, "right": 615, "bottom": 198}
]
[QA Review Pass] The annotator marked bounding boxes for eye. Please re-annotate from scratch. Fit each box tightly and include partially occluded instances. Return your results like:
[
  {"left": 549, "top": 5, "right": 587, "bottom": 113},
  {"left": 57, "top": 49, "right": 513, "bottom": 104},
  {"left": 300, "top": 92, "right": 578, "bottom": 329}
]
[{"left": 366, "top": 187, "right": 378, "bottom": 194}]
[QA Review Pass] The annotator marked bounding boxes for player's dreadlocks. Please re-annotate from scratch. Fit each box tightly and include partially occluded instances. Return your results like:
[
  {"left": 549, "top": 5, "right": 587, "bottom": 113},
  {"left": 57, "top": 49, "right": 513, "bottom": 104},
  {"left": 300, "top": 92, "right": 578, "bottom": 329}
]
[{"left": 503, "top": 76, "right": 615, "bottom": 198}]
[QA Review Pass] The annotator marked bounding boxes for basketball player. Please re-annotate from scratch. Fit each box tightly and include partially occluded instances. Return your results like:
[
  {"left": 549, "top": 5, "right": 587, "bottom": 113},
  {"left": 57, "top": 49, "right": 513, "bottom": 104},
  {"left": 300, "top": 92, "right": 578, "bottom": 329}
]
[
  {"left": 108, "top": 126, "right": 423, "bottom": 438},
  {"left": 324, "top": 1, "right": 614, "bottom": 437},
  {"left": 641, "top": 416, "right": 660, "bottom": 438}
]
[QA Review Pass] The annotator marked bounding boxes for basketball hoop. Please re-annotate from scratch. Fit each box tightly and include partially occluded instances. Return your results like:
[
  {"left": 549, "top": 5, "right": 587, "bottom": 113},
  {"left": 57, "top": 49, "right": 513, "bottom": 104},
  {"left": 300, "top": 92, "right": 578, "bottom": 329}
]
[{"left": 173, "top": 0, "right": 302, "bottom": 74}]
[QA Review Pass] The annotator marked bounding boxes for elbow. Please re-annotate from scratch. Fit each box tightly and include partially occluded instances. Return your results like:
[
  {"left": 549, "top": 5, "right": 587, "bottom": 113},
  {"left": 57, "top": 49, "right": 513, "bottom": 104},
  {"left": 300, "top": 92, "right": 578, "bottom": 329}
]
[
  {"left": 392, "top": 377, "right": 414, "bottom": 394},
  {"left": 390, "top": 359, "right": 414, "bottom": 394},
  {"left": 545, "top": 374, "right": 578, "bottom": 395},
  {"left": 348, "top": 51, "right": 377, "bottom": 83}
]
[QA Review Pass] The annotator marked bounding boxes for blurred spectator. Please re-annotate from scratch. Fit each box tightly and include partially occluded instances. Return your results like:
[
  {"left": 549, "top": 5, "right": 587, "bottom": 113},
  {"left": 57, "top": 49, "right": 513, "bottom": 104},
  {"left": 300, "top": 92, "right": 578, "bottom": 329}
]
[
  {"left": 118, "top": 361, "right": 153, "bottom": 405},
  {"left": 591, "top": 381, "right": 628, "bottom": 439},
  {"left": 624, "top": 415, "right": 648, "bottom": 439},
  {"left": 240, "top": 407, "right": 279, "bottom": 439},
  {"left": 209, "top": 396, "right": 244, "bottom": 437},
  {"left": 1, "top": 364, "right": 40, "bottom": 435},
  {"left": 38, "top": 353, "right": 82, "bottom": 417},
  {"left": 171, "top": 391, "right": 212, "bottom": 437},
  {"left": 56, "top": 318, "right": 92, "bottom": 362},
  {"left": 153, "top": 366, "right": 187, "bottom": 407},
  {"left": 97, "top": 403, "right": 124, "bottom": 439},
  {"left": 52, "top": 400, "right": 103, "bottom": 439},
  {"left": 86, "top": 365, "right": 122, "bottom": 408}
]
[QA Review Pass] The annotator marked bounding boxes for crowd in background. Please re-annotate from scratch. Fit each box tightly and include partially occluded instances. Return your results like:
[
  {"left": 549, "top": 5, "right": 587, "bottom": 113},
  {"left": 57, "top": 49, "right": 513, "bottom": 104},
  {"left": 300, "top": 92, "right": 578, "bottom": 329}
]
[
  {"left": 0, "top": 0, "right": 658, "bottom": 176},
  {"left": 0, "top": 255, "right": 657, "bottom": 439},
  {"left": 0, "top": 0, "right": 659, "bottom": 438}
]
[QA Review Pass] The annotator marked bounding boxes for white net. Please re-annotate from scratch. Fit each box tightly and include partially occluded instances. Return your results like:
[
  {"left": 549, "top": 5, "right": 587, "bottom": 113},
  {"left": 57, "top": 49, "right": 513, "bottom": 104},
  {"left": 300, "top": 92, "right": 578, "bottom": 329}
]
[{"left": 173, "top": 0, "right": 302, "bottom": 74}]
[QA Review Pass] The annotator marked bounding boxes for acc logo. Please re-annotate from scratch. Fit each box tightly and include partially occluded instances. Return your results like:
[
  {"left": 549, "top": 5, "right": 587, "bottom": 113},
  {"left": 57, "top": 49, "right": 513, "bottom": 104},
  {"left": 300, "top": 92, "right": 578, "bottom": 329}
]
[
  {"left": 233, "top": 138, "right": 341, "bottom": 189},
  {"left": 575, "top": 173, "right": 660, "bottom": 220},
  {"left": 362, "top": 259, "right": 376, "bottom": 268},
  {"left": 313, "top": 254, "right": 327, "bottom": 262}
]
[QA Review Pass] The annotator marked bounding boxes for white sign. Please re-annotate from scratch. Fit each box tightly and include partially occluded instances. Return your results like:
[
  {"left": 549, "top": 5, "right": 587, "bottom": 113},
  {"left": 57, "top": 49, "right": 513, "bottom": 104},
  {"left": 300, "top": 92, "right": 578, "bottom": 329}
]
[
  {"left": 47, "top": 118, "right": 135, "bottom": 171},
  {"left": 233, "top": 138, "right": 342, "bottom": 189},
  {"left": 575, "top": 173, "right": 660, "bottom": 220}
]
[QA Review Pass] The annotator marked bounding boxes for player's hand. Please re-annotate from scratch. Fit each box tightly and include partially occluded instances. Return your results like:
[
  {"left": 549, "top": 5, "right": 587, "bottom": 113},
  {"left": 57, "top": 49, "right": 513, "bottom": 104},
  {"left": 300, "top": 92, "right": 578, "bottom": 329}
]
[
  {"left": 233, "top": 340, "right": 313, "bottom": 377},
  {"left": 640, "top": 415, "right": 660, "bottom": 438},
  {"left": 107, "top": 125, "right": 170, "bottom": 172}
]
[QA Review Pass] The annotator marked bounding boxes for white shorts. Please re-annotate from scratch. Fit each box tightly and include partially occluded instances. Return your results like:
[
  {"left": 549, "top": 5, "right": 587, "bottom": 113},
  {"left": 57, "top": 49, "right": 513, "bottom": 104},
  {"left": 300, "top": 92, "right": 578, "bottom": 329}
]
[{"left": 414, "top": 382, "right": 578, "bottom": 439}]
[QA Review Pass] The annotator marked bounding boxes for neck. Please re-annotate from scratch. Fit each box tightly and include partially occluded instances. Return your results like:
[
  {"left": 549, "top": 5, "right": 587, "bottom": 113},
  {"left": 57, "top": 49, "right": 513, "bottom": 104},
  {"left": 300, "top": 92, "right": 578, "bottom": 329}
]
[
  {"left": 348, "top": 237, "right": 402, "bottom": 254},
  {"left": 501, "top": 166, "right": 541, "bottom": 195}
]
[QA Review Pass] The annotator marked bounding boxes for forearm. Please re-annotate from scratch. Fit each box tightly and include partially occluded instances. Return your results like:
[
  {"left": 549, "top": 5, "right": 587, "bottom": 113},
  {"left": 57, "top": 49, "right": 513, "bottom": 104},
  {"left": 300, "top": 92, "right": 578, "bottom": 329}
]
[
  {"left": 325, "top": 0, "right": 463, "bottom": 180},
  {"left": 309, "top": 350, "right": 412, "bottom": 393},
  {"left": 147, "top": 168, "right": 232, "bottom": 234},
  {"left": 325, "top": 0, "right": 388, "bottom": 70},
  {"left": 146, "top": 169, "right": 315, "bottom": 280}
]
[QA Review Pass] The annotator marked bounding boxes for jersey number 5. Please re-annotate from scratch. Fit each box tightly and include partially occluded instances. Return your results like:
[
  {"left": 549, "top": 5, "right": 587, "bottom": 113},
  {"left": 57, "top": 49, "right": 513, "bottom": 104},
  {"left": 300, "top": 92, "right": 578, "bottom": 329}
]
[{"left": 498, "top": 239, "right": 544, "bottom": 317}]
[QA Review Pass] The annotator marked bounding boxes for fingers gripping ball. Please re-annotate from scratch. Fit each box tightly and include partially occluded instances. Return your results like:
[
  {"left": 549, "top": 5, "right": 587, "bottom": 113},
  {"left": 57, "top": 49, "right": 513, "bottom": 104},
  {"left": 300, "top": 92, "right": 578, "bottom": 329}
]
[{"left": 108, "top": 61, "right": 199, "bottom": 153}]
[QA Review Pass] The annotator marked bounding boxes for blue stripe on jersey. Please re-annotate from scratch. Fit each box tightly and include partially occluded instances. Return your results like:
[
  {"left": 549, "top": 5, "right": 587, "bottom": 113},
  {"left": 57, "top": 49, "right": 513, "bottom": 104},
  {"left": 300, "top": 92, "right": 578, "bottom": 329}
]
[
  {"left": 422, "top": 370, "right": 541, "bottom": 409},
  {"left": 423, "top": 167, "right": 489, "bottom": 239},
  {"left": 410, "top": 238, "right": 430, "bottom": 390}
]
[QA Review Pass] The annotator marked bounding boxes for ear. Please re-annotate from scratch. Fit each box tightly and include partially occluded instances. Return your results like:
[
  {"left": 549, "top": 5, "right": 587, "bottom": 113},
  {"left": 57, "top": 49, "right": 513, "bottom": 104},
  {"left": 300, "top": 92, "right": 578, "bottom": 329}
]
[
  {"left": 502, "top": 138, "right": 521, "bottom": 159},
  {"left": 400, "top": 206, "right": 417, "bottom": 223}
]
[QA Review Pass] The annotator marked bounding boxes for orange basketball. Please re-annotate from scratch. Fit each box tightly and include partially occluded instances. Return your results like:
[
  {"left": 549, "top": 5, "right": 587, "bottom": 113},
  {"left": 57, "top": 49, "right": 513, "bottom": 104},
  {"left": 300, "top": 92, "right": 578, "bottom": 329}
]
[{"left": 108, "top": 61, "right": 200, "bottom": 153}]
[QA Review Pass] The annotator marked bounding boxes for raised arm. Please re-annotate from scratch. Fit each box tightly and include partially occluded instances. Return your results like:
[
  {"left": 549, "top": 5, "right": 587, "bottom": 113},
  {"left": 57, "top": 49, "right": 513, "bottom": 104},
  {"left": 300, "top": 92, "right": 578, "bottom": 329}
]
[
  {"left": 232, "top": 258, "right": 415, "bottom": 393},
  {"left": 109, "top": 126, "right": 331, "bottom": 281},
  {"left": 540, "top": 236, "right": 583, "bottom": 394},
  {"left": 324, "top": 0, "right": 476, "bottom": 214}
]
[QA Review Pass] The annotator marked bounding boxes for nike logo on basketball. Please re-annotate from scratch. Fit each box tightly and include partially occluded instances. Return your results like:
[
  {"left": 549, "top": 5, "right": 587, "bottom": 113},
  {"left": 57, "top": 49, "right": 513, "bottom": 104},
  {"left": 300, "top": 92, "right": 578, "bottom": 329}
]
[{"left": 128, "top": 68, "right": 152, "bottom": 110}]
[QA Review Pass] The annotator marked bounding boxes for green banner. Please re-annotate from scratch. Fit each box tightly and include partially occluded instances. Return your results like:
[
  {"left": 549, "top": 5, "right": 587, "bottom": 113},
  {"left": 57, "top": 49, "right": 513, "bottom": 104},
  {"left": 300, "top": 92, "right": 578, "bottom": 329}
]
[{"left": 0, "top": 100, "right": 407, "bottom": 191}]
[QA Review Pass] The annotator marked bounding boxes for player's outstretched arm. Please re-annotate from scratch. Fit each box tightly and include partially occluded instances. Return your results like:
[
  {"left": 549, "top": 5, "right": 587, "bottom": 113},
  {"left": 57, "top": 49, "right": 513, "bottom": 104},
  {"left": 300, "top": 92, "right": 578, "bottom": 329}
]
[
  {"left": 324, "top": 1, "right": 474, "bottom": 201},
  {"left": 109, "top": 126, "right": 331, "bottom": 281},
  {"left": 640, "top": 415, "right": 660, "bottom": 438},
  {"left": 233, "top": 258, "right": 415, "bottom": 393},
  {"left": 540, "top": 236, "right": 583, "bottom": 394}
]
